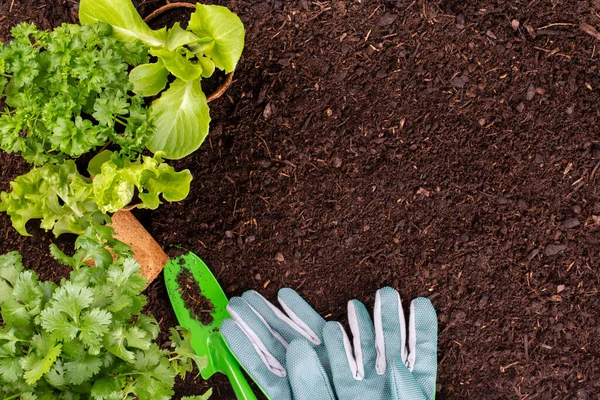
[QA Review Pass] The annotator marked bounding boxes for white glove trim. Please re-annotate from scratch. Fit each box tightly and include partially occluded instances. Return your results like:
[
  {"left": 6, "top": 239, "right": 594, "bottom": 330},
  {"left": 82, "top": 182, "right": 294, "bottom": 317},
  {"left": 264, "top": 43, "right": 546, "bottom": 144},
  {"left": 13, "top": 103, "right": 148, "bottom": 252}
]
[
  {"left": 407, "top": 301, "right": 416, "bottom": 371},
  {"left": 278, "top": 297, "right": 321, "bottom": 345},
  {"left": 374, "top": 289, "right": 407, "bottom": 375},
  {"left": 374, "top": 290, "right": 385, "bottom": 375},
  {"left": 227, "top": 306, "right": 287, "bottom": 378},
  {"left": 348, "top": 301, "right": 365, "bottom": 380}
]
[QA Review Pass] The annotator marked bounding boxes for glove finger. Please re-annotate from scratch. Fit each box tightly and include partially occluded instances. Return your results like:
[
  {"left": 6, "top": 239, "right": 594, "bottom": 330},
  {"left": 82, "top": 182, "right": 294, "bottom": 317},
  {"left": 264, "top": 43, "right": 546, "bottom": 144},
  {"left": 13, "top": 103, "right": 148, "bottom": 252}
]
[
  {"left": 277, "top": 288, "right": 326, "bottom": 344},
  {"left": 221, "top": 319, "right": 292, "bottom": 399},
  {"left": 323, "top": 321, "right": 359, "bottom": 382},
  {"left": 287, "top": 339, "right": 336, "bottom": 400},
  {"left": 388, "top": 355, "right": 428, "bottom": 400},
  {"left": 374, "top": 286, "right": 406, "bottom": 374},
  {"left": 226, "top": 297, "right": 288, "bottom": 369},
  {"left": 242, "top": 289, "right": 320, "bottom": 345},
  {"left": 347, "top": 299, "right": 377, "bottom": 378},
  {"left": 407, "top": 297, "right": 437, "bottom": 400}
]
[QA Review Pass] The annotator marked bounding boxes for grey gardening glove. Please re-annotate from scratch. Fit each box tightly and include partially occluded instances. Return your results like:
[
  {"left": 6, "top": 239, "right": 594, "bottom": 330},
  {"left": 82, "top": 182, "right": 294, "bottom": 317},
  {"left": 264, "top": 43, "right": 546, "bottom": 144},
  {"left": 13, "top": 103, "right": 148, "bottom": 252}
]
[
  {"left": 320, "top": 286, "right": 438, "bottom": 399},
  {"left": 221, "top": 287, "right": 438, "bottom": 400},
  {"left": 220, "top": 288, "right": 335, "bottom": 400}
]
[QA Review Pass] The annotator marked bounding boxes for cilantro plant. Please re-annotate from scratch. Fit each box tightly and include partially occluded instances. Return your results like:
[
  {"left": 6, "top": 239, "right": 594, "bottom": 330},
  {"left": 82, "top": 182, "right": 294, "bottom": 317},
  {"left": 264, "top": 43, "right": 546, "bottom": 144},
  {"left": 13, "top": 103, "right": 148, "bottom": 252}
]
[
  {"left": 80, "top": 0, "right": 245, "bottom": 159},
  {"left": 0, "top": 251, "right": 211, "bottom": 400}
]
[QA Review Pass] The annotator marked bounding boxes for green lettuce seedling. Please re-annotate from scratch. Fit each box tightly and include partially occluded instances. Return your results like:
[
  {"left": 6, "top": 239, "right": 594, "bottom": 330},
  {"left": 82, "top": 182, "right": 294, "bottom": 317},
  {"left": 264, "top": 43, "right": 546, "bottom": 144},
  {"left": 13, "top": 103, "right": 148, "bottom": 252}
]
[{"left": 79, "top": 0, "right": 245, "bottom": 159}]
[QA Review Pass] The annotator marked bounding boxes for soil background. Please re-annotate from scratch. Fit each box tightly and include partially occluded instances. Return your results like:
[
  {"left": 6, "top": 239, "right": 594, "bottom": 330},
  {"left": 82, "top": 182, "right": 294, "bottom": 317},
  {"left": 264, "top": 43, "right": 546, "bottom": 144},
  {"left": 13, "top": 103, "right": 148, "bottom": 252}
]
[{"left": 2, "top": 0, "right": 600, "bottom": 399}]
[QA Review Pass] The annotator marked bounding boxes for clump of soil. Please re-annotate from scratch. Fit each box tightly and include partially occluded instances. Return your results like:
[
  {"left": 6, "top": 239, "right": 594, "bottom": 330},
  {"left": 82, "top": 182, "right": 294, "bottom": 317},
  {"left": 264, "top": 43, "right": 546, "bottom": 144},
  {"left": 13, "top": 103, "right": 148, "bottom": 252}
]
[{"left": 176, "top": 265, "right": 215, "bottom": 326}]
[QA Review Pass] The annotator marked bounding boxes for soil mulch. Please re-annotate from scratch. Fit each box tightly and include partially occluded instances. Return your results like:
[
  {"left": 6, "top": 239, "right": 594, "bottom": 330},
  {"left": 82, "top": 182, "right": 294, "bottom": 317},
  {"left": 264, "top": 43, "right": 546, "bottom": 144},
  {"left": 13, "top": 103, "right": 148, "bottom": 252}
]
[
  {"left": 2, "top": 0, "right": 600, "bottom": 399},
  {"left": 176, "top": 264, "right": 216, "bottom": 326}
]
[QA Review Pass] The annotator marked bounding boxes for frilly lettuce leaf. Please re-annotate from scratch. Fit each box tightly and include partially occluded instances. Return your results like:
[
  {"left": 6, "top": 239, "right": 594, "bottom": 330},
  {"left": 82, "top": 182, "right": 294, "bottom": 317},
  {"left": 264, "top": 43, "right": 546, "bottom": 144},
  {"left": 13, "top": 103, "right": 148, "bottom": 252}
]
[
  {"left": 0, "top": 154, "right": 191, "bottom": 236},
  {"left": 0, "top": 161, "right": 99, "bottom": 236},
  {"left": 93, "top": 152, "right": 193, "bottom": 213}
]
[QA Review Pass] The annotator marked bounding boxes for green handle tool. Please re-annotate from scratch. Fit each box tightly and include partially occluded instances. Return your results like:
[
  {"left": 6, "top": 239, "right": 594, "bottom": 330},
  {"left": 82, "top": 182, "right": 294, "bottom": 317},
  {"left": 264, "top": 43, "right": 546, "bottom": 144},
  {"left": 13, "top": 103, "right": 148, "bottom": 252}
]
[{"left": 164, "top": 250, "right": 257, "bottom": 400}]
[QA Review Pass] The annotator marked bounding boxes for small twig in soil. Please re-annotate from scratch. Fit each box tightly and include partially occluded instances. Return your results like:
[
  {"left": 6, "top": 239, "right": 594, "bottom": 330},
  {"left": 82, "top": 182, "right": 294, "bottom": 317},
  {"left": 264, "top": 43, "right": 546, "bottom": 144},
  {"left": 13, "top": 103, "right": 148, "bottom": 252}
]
[
  {"left": 537, "top": 22, "right": 577, "bottom": 30},
  {"left": 580, "top": 23, "right": 600, "bottom": 41},
  {"left": 9, "top": 0, "right": 15, "bottom": 12}
]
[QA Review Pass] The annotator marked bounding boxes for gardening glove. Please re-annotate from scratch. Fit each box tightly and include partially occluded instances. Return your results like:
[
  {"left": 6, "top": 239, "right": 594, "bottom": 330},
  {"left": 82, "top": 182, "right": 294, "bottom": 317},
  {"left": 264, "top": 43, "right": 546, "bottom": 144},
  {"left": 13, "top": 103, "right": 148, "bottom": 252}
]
[
  {"left": 220, "top": 288, "right": 336, "bottom": 400},
  {"left": 320, "top": 286, "right": 438, "bottom": 400}
]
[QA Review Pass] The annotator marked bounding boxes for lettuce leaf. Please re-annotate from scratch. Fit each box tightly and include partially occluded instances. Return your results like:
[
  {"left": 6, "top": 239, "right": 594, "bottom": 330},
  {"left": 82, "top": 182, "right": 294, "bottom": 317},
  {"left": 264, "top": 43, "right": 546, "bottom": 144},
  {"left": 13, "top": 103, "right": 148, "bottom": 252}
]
[
  {"left": 79, "top": 0, "right": 167, "bottom": 47},
  {"left": 92, "top": 153, "right": 193, "bottom": 213},
  {"left": 0, "top": 161, "right": 99, "bottom": 236},
  {"left": 147, "top": 79, "right": 210, "bottom": 159},
  {"left": 188, "top": 4, "right": 245, "bottom": 73}
]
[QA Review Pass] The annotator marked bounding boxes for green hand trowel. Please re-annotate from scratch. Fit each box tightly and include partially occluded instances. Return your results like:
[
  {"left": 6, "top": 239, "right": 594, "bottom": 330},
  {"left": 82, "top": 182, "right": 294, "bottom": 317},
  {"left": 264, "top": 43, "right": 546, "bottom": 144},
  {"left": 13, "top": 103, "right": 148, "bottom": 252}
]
[{"left": 164, "top": 251, "right": 257, "bottom": 400}]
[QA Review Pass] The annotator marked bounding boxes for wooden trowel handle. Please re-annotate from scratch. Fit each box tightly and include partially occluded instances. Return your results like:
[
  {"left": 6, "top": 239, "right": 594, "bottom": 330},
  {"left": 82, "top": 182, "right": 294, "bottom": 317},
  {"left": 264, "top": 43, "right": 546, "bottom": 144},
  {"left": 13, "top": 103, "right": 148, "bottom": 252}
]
[{"left": 110, "top": 210, "right": 168, "bottom": 287}]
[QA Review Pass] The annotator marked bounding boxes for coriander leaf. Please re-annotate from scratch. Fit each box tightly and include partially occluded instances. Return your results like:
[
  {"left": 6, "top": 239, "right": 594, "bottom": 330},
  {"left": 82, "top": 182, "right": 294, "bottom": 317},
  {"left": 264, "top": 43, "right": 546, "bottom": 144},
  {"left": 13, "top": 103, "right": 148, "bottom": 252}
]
[
  {"left": 21, "top": 343, "right": 62, "bottom": 385},
  {"left": 104, "top": 326, "right": 135, "bottom": 363},
  {"left": 12, "top": 270, "right": 43, "bottom": 310},
  {"left": 0, "top": 357, "right": 23, "bottom": 383},
  {"left": 123, "top": 326, "right": 151, "bottom": 350},
  {"left": 91, "top": 377, "right": 123, "bottom": 400},
  {"left": 51, "top": 281, "right": 94, "bottom": 321},
  {"left": 182, "top": 390, "right": 213, "bottom": 400},
  {"left": 2, "top": 298, "right": 31, "bottom": 327},
  {"left": 40, "top": 306, "right": 79, "bottom": 341},
  {"left": 147, "top": 78, "right": 210, "bottom": 159},
  {"left": 187, "top": 4, "right": 245, "bottom": 73},
  {"left": 79, "top": 308, "right": 112, "bottom": 353},
  {"left": 64, "top": 354, "right": 103, "bottom": 385},
  {"left": 134, "top": 314, "right": 160, "bottom": 340},
  {"left": 46, "top": 359, "right": 67, "bottom": 388}
]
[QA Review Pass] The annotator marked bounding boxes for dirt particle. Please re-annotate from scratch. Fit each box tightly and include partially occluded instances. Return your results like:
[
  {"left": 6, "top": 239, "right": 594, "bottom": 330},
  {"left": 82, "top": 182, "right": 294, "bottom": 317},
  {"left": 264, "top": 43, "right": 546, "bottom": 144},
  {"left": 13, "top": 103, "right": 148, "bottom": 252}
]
[
  {"left": 544, "top": 243, "right": 567, "bottom": 256},
  {"left": 517, "top": 200, "right": 530, "bottom": 211},
  {"left": 526, "top": 84, "right": 536, "bottom": 101},
  {"left": 377, "top": 13, "right": 396, "bottom": 26},
  {"left": 559, "top": 218, "right": 580, "bottom": 230},
  {"left": 332, "top": 156, "right": 343, "bottom": 168},
  {"left": 274, "top": 252, "right": 285, "bottom": 262},
  {"left": 263, "top": 102, "right": 274, "bottom": 120},
  {"left": 511, "top": 19, "right": 520, "bottom": 31},
  {"left": 257, "top": 158, "right": 272, "bottom": 168},
  {"left": 496, "top": 196, "right": 508, "bottom": 205},
  {"left": 176, "top": 268, "right": 215, "bottom": 326},
  {"left": 451, "top": 76, "right": 466, "bottom": 88}
]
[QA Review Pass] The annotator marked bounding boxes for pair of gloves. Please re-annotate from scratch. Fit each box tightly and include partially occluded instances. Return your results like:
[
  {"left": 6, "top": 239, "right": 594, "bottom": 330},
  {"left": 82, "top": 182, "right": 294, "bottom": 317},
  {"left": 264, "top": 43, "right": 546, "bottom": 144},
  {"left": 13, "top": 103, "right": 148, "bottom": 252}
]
[{"left": 220, "top": 286, "right": 437, "bottom": 400}]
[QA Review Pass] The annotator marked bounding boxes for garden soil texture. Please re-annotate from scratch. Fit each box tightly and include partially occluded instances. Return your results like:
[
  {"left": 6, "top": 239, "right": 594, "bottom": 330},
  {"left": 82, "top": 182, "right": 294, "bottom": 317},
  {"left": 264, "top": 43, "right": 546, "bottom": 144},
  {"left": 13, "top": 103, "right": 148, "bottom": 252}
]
[{"left": 2, "top": 0, "right": 600, "bottom": 398}]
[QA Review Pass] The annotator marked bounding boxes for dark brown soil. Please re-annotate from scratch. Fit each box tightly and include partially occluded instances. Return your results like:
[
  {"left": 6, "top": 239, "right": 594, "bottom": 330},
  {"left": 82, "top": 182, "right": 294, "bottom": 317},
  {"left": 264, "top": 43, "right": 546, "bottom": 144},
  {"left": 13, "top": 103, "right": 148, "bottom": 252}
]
[
  {"left": 177, "top": 264, "right": 216, "bottom": 325},
  {"left": 3, "top": 0, "right": 600, "bottom": 399}
]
